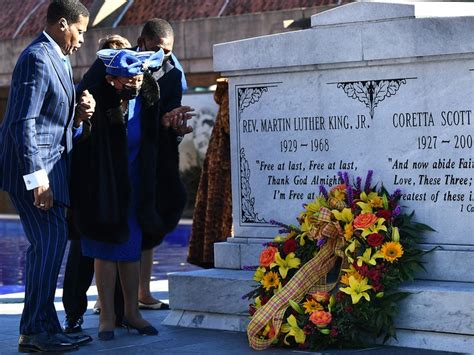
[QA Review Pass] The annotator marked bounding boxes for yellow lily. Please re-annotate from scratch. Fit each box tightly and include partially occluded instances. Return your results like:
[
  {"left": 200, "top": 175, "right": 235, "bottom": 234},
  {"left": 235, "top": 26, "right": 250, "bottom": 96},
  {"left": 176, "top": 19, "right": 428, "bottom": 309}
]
[
  {"left": 271, "top": 252, "right": 301, "bottom": 279},
  {"left": 356, "top": 192, "right": 373, "bottom": 213},
  {"left": 369, "top": 195, "right": 383, "bottom": 208},
  {"left": 274, "top": 235, "right": 286, "bottom": 243},
  {"left": 356, "top": 247, "right": 384, "bottom": 267},
  {"left": 255, "top": 296, "right": 262, "bottom": 308},
  {"left": 341, "top": 264, "right": 364, "bottom": 285},
  {"left": 297, "top": 216, "right": 314, "bottom": 246},
  {"left": 253, "top": 267, "right": 266, "bottom": 282},
  {"left": 344, "top": 240, "right": 359, "bottom": 264},
  {"left": 331, "top": 187, "right": 346, "bottom": 202},
  {"left": 340, "top": 276, "right": 373, "bottom": 304},
  {"left": 392, "top": 226, "right": 400, "bottom": 242},
  {"left": 361, "top": 218, "right": 387, "bottom": 238},
  {"left": 305, "top": 197, "right": 326, "bottom": 214},
  {"left": 341, "top": 264, "right": 359, "bottom": 275},
  {"left": 356, "top": 201, "right": 373, "bottom": 214},
  {"left": 281, "top": 315, "right": 306, "bottom": 345},
  {"left": 357, "top": 192, "right": 384, "bottom": 213},
  {"left": 332, "top": 208, "right": 354, "bottom": 223}
]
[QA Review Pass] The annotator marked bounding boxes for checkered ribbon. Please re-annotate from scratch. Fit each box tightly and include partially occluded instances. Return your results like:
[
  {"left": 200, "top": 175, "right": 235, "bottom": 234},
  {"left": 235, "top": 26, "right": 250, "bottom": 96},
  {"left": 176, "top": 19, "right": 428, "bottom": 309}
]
[{"left": 247, "top": 207, "right": 346, "bottom": 350}]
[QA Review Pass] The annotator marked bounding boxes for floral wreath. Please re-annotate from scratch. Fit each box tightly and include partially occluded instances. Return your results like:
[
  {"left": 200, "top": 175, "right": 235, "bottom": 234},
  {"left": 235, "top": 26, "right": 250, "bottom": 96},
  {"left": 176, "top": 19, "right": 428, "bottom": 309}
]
[{"left": 245, "top": 170, "right": 433, "bottom": 351}]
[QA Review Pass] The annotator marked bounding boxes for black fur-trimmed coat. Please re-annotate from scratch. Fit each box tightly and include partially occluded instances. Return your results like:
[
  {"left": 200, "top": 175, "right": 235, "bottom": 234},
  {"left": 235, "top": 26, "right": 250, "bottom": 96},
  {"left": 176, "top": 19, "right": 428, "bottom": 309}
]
[{"left": 70, "top": 73, "right": 186, "bottom": 248}]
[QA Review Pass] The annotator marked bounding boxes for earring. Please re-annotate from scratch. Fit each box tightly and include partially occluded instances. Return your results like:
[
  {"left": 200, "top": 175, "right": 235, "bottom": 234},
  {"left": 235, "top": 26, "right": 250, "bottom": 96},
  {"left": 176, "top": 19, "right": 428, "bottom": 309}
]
[{"left": 110, "top": 82, "right": 115, "bottom": 86}]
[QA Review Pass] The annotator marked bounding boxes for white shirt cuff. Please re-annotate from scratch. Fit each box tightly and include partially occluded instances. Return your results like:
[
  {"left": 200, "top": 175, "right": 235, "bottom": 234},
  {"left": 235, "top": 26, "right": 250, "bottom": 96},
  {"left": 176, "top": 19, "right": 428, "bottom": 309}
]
[{"left": 23, "top": 169, "right": 49, "bottom": 190}]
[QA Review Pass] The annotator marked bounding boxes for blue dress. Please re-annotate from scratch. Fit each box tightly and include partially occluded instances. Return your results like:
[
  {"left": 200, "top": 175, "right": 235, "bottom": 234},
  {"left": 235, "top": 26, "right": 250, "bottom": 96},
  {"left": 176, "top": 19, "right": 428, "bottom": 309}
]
[{"left": 81, "top": 98, "right": 143, "bottom": 262}]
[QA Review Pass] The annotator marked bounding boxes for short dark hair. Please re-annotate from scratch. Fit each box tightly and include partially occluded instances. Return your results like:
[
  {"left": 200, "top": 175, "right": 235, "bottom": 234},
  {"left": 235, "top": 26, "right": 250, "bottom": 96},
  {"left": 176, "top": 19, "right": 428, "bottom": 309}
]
[
  {"left": 141, "top": 18, "right": 174, "bottom": 40},
  {"left": 47, "top": 0, "right": 89, "bottom": 25}
]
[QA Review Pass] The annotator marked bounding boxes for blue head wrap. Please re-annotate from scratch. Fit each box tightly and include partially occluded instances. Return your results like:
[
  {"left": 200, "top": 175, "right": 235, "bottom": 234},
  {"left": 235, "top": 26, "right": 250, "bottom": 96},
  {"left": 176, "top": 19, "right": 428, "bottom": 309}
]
[{"left": 97, "top": 49, "right": 164, "bottom": 77}]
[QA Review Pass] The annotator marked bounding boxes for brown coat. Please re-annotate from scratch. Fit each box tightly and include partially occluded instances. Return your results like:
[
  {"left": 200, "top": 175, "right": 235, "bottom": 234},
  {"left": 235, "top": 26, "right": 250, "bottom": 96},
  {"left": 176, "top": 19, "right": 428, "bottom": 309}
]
[{"left": 187, "top": 79, "right": 232, "bottom": 268}]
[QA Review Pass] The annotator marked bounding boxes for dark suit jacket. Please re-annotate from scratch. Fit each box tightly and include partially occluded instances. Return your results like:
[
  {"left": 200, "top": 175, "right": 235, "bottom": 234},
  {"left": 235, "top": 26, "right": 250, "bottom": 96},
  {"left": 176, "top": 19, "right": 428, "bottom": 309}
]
[{"left": 0, "top": 33, "right": 75, "bottom": 205}]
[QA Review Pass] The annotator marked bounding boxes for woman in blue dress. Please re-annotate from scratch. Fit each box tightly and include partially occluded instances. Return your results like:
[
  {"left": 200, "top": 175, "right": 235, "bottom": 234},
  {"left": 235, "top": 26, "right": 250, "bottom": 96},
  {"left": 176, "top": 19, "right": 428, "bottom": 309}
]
[{"left": 70, "top": 49, "right": 167, "bottom": 340}]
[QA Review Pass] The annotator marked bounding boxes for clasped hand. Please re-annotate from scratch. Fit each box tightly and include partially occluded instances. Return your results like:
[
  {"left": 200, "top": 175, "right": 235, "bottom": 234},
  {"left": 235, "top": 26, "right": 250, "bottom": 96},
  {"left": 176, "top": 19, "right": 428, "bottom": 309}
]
[
  {"left": 34, "top": 184, "right": 53, "bottom": 211},
  {"left": 74, "top": 90, "right": 96, "bottom": 127}
]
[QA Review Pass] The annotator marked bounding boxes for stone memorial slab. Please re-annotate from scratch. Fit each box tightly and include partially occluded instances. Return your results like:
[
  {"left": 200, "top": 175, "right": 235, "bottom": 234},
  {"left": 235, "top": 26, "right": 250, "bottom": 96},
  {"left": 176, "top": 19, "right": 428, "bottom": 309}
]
[{"left": 230, "top": 60, "right": 474, "bottom": 245}]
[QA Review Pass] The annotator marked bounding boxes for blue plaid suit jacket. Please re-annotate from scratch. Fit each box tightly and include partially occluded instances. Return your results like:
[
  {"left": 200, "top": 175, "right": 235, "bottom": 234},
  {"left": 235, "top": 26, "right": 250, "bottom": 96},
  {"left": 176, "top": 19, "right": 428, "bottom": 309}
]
[{"left": 0, "top": 33, "right": 76, "bottom": 205}]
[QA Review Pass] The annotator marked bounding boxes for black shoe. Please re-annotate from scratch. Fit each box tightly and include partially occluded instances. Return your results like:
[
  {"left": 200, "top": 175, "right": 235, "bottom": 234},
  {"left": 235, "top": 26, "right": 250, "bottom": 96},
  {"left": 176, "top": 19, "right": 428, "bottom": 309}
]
[
  {"left": 138, "top": 300, "right": 170, "bottom": 310},
  {"left": 63, "top": 316, "right": 83, "bottom": 334},
  {"left": 18, "top": 332, "right": 78, "bottom": 353},
  {"left": 123, "top": 320, "right": 159, "bottom": 336},
  {"left": 53, "top": 332, "right": 92, "bottom": 346}
]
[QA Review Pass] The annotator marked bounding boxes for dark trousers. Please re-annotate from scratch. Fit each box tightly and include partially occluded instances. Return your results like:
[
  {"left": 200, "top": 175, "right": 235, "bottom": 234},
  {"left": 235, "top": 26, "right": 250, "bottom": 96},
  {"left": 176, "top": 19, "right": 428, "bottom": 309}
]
[
  {"left": 62, "top": 240, "right": 124, "bottom": 320},
  {"left": 62, "top": 240, "right": 94, "bottom": 318},
  {"left": 10, "top": 194, "right": 68, "bottom": 335}
]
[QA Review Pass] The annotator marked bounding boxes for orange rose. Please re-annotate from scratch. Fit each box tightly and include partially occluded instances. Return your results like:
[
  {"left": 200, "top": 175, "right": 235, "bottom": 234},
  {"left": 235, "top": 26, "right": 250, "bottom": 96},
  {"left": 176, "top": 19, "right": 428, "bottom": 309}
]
[
  {"left": 309, "top": 310, "right": 332, "bottom": 328},
  {"left": 311, "top": 291, "right": 330, "bottom": 304},
  {"left": 260, "top": 246, "right": 278, "bottom": 267},
  {"left": 353, "top": 213, "right": 377, "bottom": 229},
  {"left": 332, "top": 184, "right": 346, "bottom": 191}
]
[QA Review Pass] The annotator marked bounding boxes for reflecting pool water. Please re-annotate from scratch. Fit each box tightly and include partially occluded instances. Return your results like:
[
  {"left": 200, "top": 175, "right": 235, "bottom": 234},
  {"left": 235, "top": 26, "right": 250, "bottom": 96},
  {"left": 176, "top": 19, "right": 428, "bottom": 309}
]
[{"left": 0, "top": 216, "right": 201, "bottom": 295}]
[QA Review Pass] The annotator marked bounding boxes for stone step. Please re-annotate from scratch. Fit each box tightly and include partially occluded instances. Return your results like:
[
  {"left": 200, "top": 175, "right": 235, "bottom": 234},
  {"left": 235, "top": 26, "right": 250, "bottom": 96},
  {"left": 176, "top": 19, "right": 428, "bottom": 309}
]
[
  {"left": 214, "top": 241, "right": 474, "bottom": 283},
  {"left": 168, "top": 269, "right": 254, "bottom": 315},
  {"left": 396, "top": 280, "right": 474, "bottom": 335},
  {"left": 165, "top": 269, "right": 474, "bottom": 353}
]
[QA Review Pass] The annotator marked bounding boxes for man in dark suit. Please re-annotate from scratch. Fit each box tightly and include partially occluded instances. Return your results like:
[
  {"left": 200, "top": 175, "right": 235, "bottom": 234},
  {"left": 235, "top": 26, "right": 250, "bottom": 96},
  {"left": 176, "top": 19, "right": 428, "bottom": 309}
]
[
  {"left": 136, "top": 18, "right": 192, "bottom": 310},
  {"left": 0, "top": 0, "right": 94, "bottom": 352},
  {"left": 62, "top": 18, "right": 193, "bottom": 332}
]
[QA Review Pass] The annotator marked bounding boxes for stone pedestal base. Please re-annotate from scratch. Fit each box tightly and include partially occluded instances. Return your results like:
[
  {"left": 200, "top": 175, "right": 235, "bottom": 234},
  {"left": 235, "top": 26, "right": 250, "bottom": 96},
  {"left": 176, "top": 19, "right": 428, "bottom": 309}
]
[{"left": 163, "top": 268, "right": 474, "bottom": 353}]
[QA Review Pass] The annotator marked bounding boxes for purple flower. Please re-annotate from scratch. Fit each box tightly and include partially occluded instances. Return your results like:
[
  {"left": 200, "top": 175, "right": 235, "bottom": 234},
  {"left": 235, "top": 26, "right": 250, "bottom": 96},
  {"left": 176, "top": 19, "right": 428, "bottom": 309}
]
[
  {"left": 343, "top": 172, "right": 349, "bottom": 186},
  {"left": 355, "top": 176, "right": 362, "bottom": 191},
  {"left": 319, "top": 185, "right": 329, "bottom": 199},
  {"left": 390, "top": 189, "right": 402, "bottom": 202},
  {"left": 392, "top": 205, "right": 402, "bottom": 217},
  {"left": 346, "top": 185, "right": 353, "bottom": 206},
  {"left": 337, "top": 171, "right": 344, "bottom": 183},
  {"left": 364, "top": 170, "right": 373, "bottom": 193},
  {"left": 242, "top": 265, "right": 258, "bottom": 271},
  {"left": 268, "top": 219, "right": 300, "bottom": 233},
  {"left": 317, "top": 238, "right": 327, "bottom": 247}
]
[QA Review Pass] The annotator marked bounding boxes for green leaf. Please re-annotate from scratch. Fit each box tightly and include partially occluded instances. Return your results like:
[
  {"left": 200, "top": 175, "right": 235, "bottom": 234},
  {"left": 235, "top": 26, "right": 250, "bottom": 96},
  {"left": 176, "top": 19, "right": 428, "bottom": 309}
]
[{"left": 289, "top": 299, "right": 305, "bottom": 315}]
